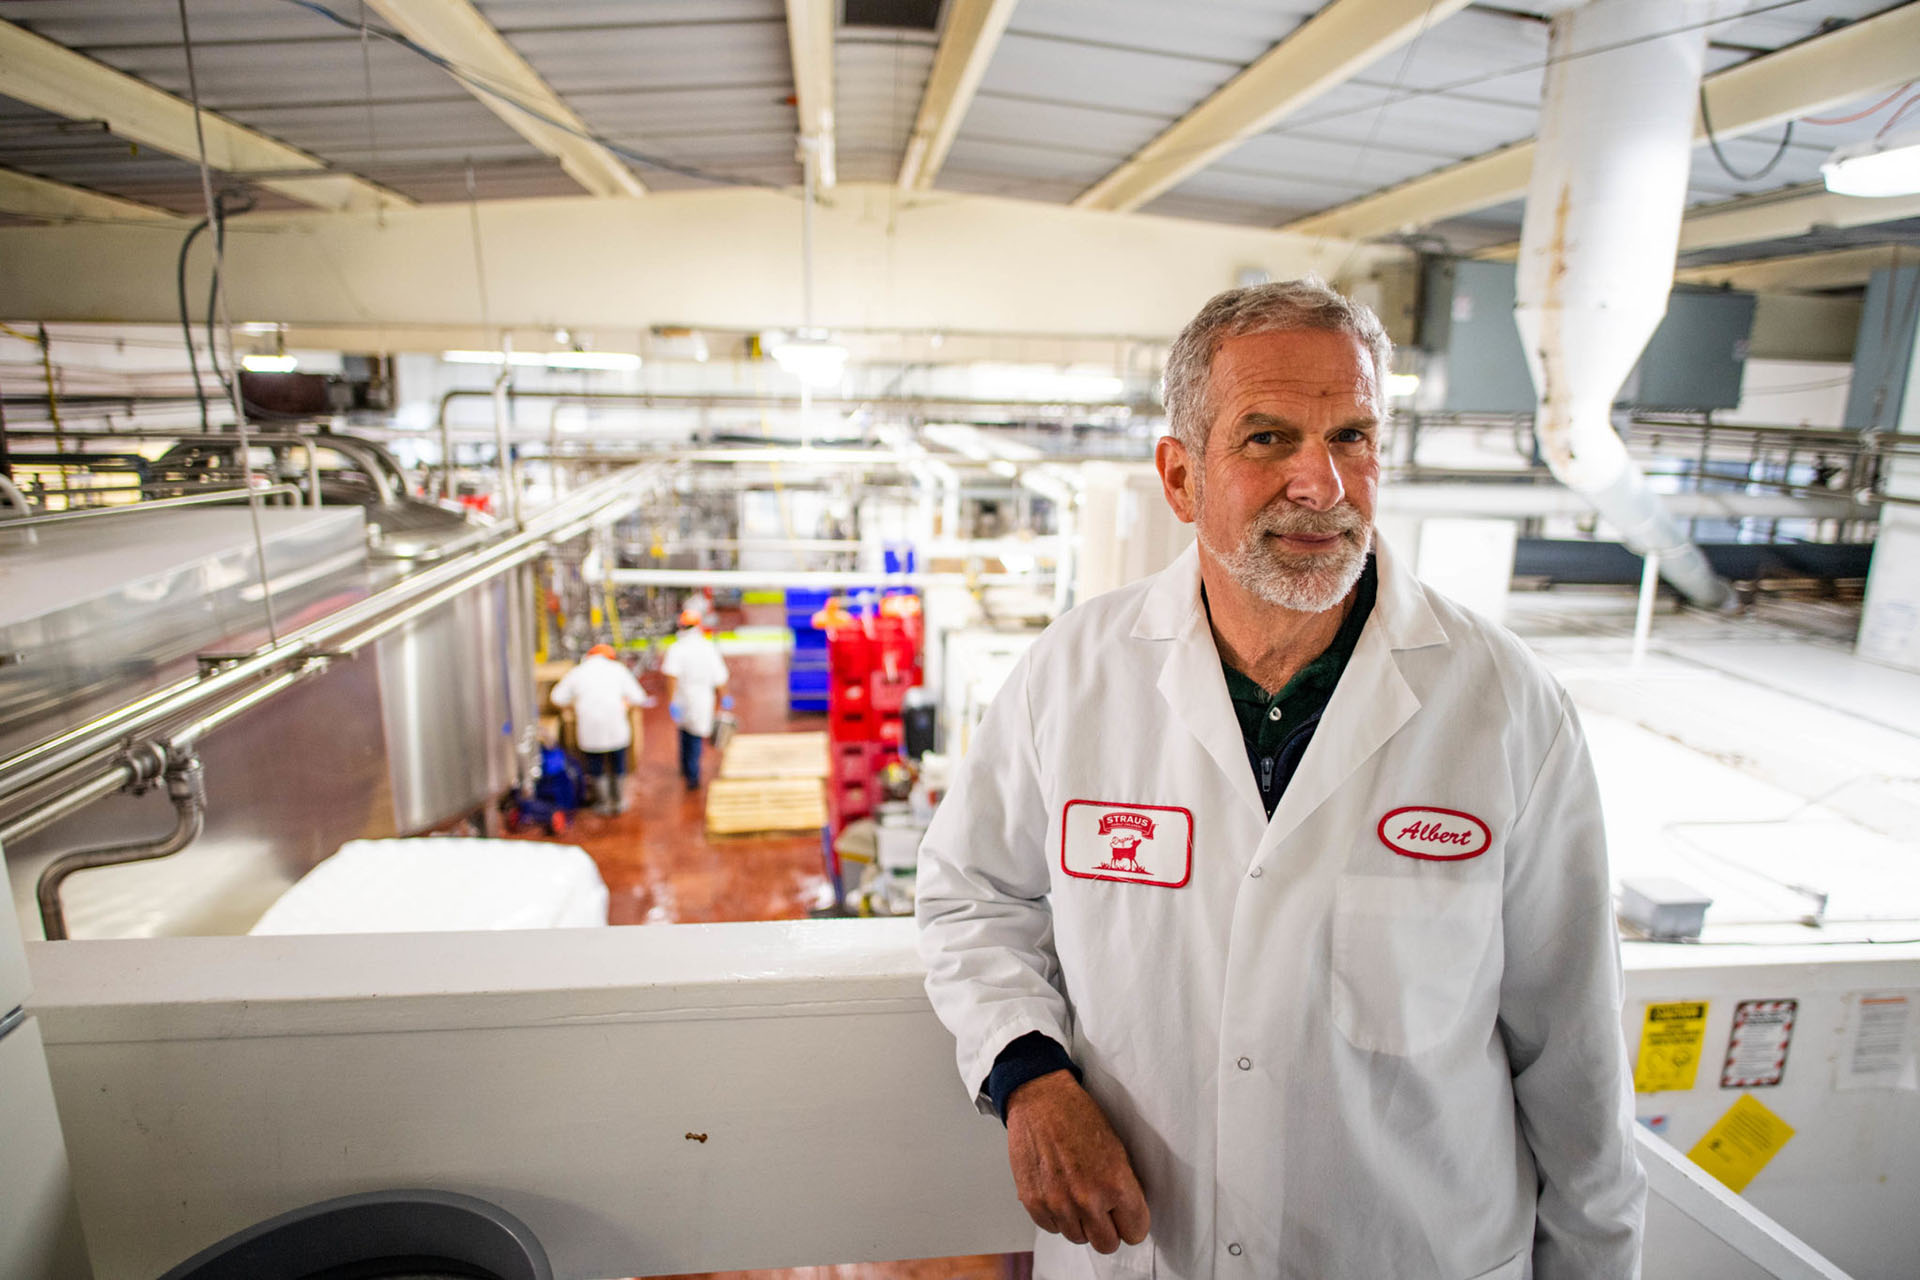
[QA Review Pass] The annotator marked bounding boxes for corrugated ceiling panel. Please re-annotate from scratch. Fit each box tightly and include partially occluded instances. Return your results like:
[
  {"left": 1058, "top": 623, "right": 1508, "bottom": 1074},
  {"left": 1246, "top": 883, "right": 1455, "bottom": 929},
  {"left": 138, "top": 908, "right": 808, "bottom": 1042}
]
[
  {"left": 961, "top": 94, "right": 1169, "bottom": 162},
  {"left": 0, "top": 0, "right": 319, "bottom": 46},
  {"left": 566, "top": 83, "right": 794, "bottom": 138},
  {"left": 1005, "top": 0, "right": 1318, "bottom": 66},
  {"left": 974, "top": 31, "right": 1235, "bottom": 118},
  {"left": 477, "top": 1, "right": 786, "bottom": 28},
  {"left": 505, "top": 21, "right": 793, "bottom": 92},
  {"left": 835, "top": 32, "right": 934, "bottom": 182}
]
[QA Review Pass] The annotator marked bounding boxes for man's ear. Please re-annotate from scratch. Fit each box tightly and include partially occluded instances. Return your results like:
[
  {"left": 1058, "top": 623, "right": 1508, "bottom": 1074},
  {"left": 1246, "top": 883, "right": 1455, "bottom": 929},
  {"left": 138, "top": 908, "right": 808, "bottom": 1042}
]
[{"left": 1155, "top": 435, "right": 1198, "bottom": 525}]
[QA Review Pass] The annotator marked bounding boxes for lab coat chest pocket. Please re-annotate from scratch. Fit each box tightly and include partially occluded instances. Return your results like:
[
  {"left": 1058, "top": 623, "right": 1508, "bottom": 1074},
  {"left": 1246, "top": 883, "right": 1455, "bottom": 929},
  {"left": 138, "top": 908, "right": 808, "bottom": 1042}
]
[{"left": 1332, "top": 874, "right": 1500, "bottom": 1056}]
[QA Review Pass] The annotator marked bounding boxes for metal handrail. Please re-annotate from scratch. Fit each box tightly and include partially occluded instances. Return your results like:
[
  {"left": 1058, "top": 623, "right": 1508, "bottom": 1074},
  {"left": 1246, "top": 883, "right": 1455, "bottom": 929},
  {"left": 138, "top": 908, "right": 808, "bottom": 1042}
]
[
  {"left": 1634, "top": 1126, "right": 1851, "bottom": 1279},
  {"left": 0, "top": 484, "right": 304, "bottom": 530}
]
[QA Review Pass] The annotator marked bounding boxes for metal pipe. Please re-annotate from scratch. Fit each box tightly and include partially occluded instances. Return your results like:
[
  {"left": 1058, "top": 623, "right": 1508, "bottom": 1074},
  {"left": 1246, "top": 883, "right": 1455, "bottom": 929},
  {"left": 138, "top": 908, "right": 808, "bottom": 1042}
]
[
  {"left": 0, "top": 751, "right": 157, "bottom": 850},
  {"left": 434, "top": 387, "right": 1157, "bottom": 429},
  {"left": 36, "top": 748, "right": 206, "bottom": 942},
  {"left": 0, "top": 484, "right": 302, "bottom": 530},
  {"left": 1512, "top": 0, "right": 1732, "bottom": 610}
]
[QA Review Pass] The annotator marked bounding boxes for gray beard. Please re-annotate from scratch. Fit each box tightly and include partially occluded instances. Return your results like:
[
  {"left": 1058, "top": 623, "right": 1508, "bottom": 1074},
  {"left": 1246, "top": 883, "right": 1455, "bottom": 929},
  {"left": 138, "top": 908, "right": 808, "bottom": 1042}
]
[{"left": 1197, "top": 499, "right": 1372, "bottom": 614}]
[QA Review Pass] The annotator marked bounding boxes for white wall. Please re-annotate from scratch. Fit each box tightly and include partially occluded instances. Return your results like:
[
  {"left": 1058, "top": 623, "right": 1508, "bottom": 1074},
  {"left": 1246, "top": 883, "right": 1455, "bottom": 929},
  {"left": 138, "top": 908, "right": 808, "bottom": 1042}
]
[{"left": 24, "top": 921, "right": 1920, "bottom": 1280}]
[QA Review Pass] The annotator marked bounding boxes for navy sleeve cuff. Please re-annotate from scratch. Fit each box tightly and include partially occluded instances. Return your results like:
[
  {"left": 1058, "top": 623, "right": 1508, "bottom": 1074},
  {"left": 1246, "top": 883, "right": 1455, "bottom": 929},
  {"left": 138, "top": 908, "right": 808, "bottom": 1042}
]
[{"left": 985, "top": 1032, "right": 1080, "bottom": 1124}]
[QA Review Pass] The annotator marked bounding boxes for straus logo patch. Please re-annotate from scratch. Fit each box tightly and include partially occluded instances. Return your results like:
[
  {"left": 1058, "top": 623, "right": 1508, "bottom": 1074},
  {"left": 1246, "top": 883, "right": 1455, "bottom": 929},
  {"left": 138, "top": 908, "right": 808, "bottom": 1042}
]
[{"left": 1061, "top": 800, "right": 1193, "bottom": 888}]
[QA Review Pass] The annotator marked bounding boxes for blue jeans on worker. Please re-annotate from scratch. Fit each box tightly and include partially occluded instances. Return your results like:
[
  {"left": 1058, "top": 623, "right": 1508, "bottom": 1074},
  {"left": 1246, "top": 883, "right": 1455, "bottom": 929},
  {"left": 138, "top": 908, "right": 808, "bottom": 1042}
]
[{"left": 678, "top": 728, "right": 705, "bottom": 790}]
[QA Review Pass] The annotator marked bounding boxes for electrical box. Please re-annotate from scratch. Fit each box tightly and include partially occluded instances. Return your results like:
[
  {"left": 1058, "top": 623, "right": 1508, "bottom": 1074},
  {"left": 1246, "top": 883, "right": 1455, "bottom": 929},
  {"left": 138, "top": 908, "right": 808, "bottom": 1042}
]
[
  {"left": 1621, "top": 287, "right": 1757, "bottom": 412},
  {"left": 1417, "top": 257, "right": 1539, "bottom": 415}
]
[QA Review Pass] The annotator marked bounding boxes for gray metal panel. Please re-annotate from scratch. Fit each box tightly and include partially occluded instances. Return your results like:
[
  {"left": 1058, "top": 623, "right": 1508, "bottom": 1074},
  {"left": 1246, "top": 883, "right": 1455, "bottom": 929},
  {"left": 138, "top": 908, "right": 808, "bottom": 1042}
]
[
  {"left": 1419, "top": 257, "right": 1538, "bottom": 415},
  {"left": 1844, "top": 265, "right": 1920, "bottom": 431},
  {"left": 1627, "top": 287, "right": 1758, "bottom": 412}
]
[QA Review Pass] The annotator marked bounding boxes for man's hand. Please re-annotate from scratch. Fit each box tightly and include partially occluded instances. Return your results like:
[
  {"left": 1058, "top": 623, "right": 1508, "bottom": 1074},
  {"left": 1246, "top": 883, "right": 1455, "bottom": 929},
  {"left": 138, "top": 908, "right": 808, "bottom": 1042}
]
[{"left": 1005, "top": 1069, "right": 1150, "bottom": 1253}]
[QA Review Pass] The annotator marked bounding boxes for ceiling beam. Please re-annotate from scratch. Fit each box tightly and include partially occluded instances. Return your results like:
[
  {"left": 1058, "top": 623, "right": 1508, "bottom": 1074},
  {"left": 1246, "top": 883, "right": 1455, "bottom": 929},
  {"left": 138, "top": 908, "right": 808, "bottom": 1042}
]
[
  {"left": 1674, "top": 245, "right": 1916, "bottom": 293},
  {"left": 0, "top": 19, "right": 406, "bottom": 214},
  {"left": 898, "top": 0, "right": 1018, "bottom": 191},
  {"left": 1284, "top": 2, "right": 1920, "bottom": 241},
  {"left": 0, "top": 166, "right": 178, "bottom": 223},
  {"left": 364, "top": 0, "right": 642, "bottom": 198},
  {"left": 784, "top": 0, "right": 837, "bottom": 189},
  {"left": 1677, "top": 183, "right": 1920, "bottom": 256},
  {"left": 1073, "top": 0, "right": 1474, "bottom": 214}
]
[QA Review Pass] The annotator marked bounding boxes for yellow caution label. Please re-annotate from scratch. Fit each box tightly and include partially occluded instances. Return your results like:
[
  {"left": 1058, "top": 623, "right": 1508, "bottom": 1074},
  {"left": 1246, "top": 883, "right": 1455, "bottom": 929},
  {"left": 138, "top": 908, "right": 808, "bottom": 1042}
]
[
  {"left": 1635, "top": 1000, "right": 1710, "bottom": 1092},
  {"left": 1688, "top": 1094, "right": 1795, "bottom": 1193}
]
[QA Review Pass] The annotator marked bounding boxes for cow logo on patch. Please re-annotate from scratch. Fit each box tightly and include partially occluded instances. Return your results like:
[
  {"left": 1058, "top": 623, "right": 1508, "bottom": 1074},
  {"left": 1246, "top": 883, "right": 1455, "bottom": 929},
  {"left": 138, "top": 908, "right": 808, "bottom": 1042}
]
[
  {"left": 1095, "top": 811, "right": 1155, "bottom": 874},
  {"left": 1061, "top": 800, "right": 1194, "bottom": 888}
]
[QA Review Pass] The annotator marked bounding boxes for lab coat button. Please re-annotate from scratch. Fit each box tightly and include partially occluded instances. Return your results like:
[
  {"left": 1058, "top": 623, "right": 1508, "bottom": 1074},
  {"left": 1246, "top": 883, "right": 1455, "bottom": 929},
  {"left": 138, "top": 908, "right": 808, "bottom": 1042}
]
[
  {"left": 1227, "top": 1243, "right": 1243, "bottom": 1257},
  {"left": 1236, "top": 1056, "right": 1251, "bottom": 1070},
  {"left": 1248, "top": 866, "right": 1262, "bottom": 878},
  {"left": 1267, "top": 705, "right": 1282, "bottom": 722}
]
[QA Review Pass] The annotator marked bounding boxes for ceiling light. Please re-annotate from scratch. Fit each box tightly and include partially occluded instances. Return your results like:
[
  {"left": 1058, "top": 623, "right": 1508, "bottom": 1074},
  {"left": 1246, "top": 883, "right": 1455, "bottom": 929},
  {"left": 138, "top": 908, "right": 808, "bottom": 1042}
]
[
  {"left": 1821, "top": 128, "right": 1920, "bottom": 198},
  {"left": 241, "top": 354, "right": 298, "bottom": 373},
  {"left": 539, "top": 350, "right": 641, "bottom": 371},
  {"left": 767, "top": 333, "right": 848, "bottom": 388},
  {"left": 1385, "top": 373, "right": 1421, "bottom": 398},
  {"left": 441, "top": 349, "right": 641, "bottom": 371}
]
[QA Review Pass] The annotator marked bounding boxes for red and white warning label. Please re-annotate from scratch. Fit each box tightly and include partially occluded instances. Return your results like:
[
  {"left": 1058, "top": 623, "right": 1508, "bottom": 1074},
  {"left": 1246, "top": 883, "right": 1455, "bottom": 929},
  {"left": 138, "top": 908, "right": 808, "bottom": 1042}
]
[{"left": 1721, "top": 999, "right": 1797, "bottom": 1089}]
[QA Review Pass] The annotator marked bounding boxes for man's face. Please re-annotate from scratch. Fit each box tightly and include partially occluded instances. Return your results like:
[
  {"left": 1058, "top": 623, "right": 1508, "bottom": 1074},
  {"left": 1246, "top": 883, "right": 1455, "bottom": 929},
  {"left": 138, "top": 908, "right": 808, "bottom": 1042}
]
[{"left": 1157, "top": 327, "right": 1382, "bottom": 614}]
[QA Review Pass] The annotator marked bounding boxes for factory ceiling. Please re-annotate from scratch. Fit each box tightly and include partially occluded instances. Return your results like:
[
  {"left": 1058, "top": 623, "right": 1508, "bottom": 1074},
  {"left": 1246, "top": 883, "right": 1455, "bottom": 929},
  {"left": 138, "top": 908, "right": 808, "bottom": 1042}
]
[{"left": 0, "top": 0, "right": 1917, "bottom": 289}]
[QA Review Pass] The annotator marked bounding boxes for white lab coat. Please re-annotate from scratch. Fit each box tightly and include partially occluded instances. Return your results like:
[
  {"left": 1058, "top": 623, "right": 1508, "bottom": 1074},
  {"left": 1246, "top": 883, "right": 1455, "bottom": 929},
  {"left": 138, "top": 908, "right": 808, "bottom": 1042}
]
[
  {"left": 917, "top": 539, "right": 1643, "bottom": 1280},
  {"left": 662, "top": 629, "right": 729, "bottom": 737},
  {"left": 549, "top": 654, "right": 648, "bottom": 753}
]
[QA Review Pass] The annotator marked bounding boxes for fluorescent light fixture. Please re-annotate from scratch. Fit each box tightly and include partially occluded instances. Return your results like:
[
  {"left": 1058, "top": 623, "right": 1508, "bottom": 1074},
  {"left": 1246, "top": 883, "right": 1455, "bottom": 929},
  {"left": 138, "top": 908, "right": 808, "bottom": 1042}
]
[
  {"left": 766, "top": 332, "right": 849, "bottom": 388},
  {"left": 241, "top": 354, "right": 298, "bottom": 373},
  {"left": 441, "top": 349, "right": 641, "bottom": 371},
  {"left": 541, "top": 350, "right": 642, "bottom": 371},
  {"left": 988, "top": 459, "right": 1019, "bottom": 479},
  {"left": 1385, "top": 373, "right": 1421, "bottom": 398},
  {"left": 1821, "top": 129, "right": 1920, "bottom": 198}
]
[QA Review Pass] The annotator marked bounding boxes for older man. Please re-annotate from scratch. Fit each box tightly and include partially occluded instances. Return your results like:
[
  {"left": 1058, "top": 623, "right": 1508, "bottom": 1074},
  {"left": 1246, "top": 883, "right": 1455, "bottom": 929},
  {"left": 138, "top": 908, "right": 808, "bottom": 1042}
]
[{"left": 917, "top": 279, "right": 1643, "bottom": 1280}]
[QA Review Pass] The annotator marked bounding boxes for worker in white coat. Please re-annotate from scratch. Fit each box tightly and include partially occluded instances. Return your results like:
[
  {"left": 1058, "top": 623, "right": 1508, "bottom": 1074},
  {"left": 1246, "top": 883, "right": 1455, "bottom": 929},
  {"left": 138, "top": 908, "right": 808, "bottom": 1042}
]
[
  {"left": 662, "top": 608, "right": 730, "bottom": 791},
  {"left": 549, "top": 643, "right": 651, "bottom": 814},
  {"left": 917, "top": 280, "right": 1643, "bottom": 1280}
]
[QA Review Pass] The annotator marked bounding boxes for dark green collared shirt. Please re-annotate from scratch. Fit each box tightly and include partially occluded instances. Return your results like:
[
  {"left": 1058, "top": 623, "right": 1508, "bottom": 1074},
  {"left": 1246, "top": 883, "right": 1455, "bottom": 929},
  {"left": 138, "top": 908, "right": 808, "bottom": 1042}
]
[{"left": 1221, "top": 556, "right": 1377, "bottom": 817}]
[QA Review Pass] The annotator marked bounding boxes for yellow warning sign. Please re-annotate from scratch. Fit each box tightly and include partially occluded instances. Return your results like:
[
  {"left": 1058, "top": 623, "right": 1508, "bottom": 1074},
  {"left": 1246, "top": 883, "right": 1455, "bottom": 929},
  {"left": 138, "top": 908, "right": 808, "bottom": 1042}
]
[
  {"left": 1689, "top": 1094, "right": 1795, "bottom": 1193},
  {"left": 1635, "top": 1000, "right": 1710, "bottom": 1092}
]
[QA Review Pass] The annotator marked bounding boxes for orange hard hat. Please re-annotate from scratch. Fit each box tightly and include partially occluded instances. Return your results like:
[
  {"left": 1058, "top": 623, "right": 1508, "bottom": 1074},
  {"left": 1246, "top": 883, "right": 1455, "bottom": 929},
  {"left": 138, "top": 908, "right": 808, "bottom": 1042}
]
[
  {"left": 586, "top": 643, "right": 616, "bottom": 659},
  {"left": 678, "top": 609, "right": 702, "bottom": 628}
]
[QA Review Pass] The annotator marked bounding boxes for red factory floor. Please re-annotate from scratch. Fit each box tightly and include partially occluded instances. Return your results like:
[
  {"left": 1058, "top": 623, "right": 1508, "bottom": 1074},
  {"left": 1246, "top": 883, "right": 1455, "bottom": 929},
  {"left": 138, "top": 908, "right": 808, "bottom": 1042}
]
[{"left": 516, "top": 619, "right": 1024, "bottom": 1280}]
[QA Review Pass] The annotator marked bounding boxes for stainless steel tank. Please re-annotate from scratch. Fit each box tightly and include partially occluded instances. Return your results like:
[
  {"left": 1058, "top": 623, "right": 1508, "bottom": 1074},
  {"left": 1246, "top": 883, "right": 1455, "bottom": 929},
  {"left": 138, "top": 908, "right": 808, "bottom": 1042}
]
[{"left": 2, "top": 502, "right": 540, "bottom": 940}]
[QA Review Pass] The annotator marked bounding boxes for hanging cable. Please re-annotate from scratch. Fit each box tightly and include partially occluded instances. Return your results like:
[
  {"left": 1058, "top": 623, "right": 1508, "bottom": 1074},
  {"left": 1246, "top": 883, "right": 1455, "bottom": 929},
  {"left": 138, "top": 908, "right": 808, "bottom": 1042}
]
[
  {"left": 179, "top": 0, "right": 279, "bottom": 642},
  {"left": 1700, "top": 83, "right": 1794, "bottom": 182},
  {"left": 1799, "top": 81, "right": 1913, "bottom": 126}
]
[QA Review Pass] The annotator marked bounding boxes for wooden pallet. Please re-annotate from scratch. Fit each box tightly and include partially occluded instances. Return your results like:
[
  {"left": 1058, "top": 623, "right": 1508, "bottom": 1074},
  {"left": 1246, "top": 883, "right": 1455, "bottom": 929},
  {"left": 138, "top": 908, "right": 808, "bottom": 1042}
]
[
  {"left": 719, "top": 731, "right": 830, "bottom": 780},
  {"left": 705, "top": 777, "right": 827, "bottom": 835}
]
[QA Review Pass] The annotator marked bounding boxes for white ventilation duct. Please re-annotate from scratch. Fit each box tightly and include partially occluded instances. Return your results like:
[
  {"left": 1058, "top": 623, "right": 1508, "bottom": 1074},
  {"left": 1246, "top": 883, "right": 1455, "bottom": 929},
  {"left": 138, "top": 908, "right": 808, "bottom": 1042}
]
[{"left": 1514, "top": 0, "right": 1735, "bottom": 609}]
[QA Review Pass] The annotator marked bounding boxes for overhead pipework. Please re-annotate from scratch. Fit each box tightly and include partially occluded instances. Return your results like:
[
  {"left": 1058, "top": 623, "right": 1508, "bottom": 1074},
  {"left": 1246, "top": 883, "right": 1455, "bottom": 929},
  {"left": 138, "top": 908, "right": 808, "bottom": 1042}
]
[{"left": 1513, "top": 0, "right": 1736, "bottom": 610}]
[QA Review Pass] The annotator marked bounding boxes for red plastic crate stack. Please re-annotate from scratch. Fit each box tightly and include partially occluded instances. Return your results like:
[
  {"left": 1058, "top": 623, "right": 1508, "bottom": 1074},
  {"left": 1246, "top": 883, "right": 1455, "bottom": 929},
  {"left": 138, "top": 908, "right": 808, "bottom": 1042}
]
[{"left": 822, "top": 600, "right": 923, "bottom": 836}]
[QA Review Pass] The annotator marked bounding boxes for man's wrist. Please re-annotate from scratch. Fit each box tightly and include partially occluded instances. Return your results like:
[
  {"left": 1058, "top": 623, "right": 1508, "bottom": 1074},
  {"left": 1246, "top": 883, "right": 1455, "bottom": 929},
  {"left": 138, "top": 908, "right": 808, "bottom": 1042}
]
[{"left": 986, "top": 1031, "right": 1080, "bottom": 1123}]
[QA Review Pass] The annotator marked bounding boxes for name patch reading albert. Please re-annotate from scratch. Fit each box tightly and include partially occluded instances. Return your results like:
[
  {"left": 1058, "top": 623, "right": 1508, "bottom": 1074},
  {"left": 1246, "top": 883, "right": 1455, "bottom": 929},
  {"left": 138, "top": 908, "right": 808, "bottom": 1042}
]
[{"left": 1377, "top": 805, "right": 1492, "bottom": 861}]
